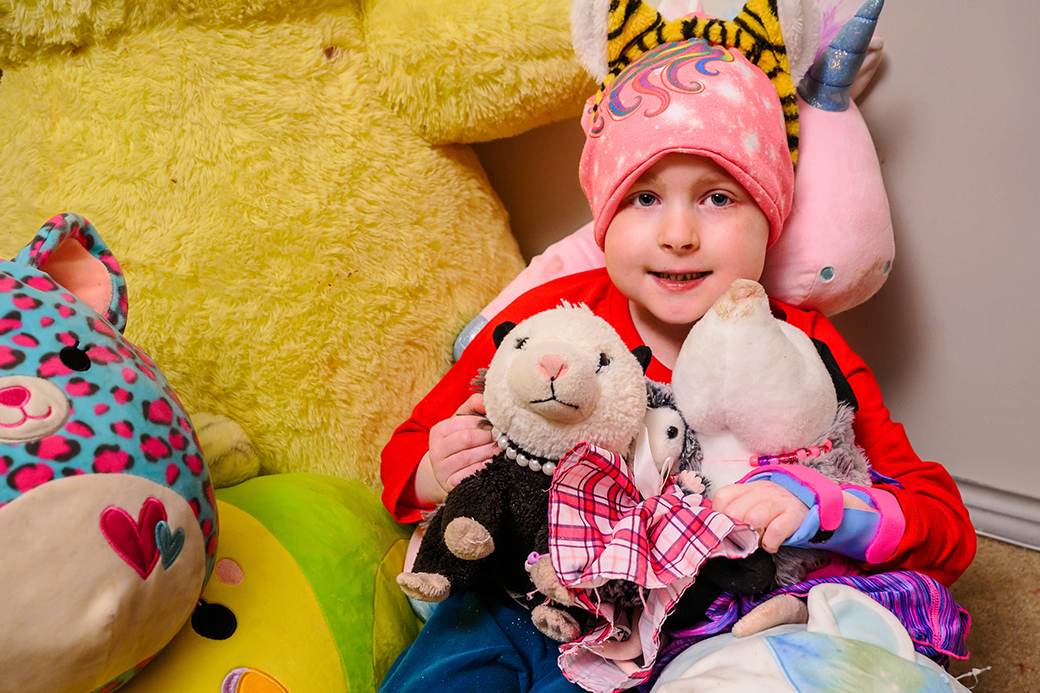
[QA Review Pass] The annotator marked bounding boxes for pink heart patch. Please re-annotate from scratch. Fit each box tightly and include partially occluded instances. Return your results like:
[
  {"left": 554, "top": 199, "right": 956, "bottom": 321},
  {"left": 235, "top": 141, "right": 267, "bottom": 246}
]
[{"left": 100, "top": 498, "right": 167, "bottom": 579}]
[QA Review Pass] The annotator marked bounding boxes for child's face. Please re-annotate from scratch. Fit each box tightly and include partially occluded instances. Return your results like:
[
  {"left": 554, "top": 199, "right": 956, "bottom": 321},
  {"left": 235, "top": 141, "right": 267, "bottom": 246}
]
[{"left": 603, "top": 153, "right": 770, "bottom": 335}]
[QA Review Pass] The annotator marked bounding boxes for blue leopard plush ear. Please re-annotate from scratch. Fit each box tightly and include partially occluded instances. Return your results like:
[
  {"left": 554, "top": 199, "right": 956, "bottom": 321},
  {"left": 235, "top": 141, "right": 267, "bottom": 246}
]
[{"left": 13, "top": 213, "right": 128, "bottom": 333}]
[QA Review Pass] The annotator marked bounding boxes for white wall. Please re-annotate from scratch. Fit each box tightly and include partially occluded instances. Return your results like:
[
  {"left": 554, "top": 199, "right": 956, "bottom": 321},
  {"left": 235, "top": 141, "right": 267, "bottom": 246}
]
[
  {"left": 837, "top": 0, "right": 1040, "bottom": 500},
  {"left": 473, "top": 0, "right": 1040, "bottom": 544}
]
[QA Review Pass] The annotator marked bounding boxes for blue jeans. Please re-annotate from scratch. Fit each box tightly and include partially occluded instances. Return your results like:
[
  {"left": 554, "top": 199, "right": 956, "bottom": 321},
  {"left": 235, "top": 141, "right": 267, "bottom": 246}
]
[{"left": 379, "top": 589, "right": 585, "bottom": 693}]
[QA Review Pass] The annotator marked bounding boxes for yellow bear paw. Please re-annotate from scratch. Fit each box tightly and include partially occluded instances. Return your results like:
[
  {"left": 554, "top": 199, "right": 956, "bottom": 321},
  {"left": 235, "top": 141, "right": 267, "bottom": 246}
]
[{"left": 193, "top": 412, "right": 261, "bottom": 488}]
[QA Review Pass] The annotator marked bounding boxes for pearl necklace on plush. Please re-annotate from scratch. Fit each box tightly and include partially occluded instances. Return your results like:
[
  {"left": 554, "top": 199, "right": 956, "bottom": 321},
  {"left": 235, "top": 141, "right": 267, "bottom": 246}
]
[{"left": 491, "top": 426, "right": 559, "bottom": 476}]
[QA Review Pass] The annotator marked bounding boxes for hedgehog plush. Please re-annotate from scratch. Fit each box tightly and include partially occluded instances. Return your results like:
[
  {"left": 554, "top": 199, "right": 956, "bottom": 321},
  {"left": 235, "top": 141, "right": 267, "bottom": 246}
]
[
  {"left": 671, "top": 279, "right": 871, "bottom": 591},
  {"left": 636, "top": 380, "right": 776, "bottom": 630},
  {"left": 396, "top": 304, "right": 651, "bottom": 641},
  {"left": 0, "top": 214, "right": 216, "bottom": 693}
]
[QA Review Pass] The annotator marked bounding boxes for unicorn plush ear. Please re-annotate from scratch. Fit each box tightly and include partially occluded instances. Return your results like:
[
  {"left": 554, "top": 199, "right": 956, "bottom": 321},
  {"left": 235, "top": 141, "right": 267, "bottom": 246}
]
[
  {"left": 570, "top": 0, "right": 610, "bottom": 82},
  {"left": 13, "top": 213, "right": 128, "bottom": 333},
  {"left": 777, "top": 0, "right": 821, "bottom": 86}
]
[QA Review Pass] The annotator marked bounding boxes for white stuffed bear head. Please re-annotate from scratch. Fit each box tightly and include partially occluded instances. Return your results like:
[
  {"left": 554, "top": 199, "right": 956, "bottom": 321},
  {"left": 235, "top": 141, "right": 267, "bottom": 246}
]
[
  {"left": 671, "top": 279, "right": 838, "bottom": 492},
  {"left": 483, "top": 303, "right": 651, "bottom": 464}
]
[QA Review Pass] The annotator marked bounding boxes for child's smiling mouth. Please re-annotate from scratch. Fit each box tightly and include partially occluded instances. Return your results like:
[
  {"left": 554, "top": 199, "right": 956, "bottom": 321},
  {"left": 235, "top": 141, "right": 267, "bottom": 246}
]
[{"left": 649, "top": 270, "right": 710, "bottom": 282}]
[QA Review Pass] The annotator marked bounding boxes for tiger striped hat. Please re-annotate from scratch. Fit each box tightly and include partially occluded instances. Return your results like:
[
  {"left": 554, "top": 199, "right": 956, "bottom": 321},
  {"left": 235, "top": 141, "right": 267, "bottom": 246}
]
[{"left": 575, "top": 0, "right": 801, "bottom": 249}]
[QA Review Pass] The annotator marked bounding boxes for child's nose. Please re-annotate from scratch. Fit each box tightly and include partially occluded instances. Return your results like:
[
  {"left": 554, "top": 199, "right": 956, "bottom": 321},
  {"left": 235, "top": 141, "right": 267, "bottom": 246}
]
[{"left": 658, "top": 207, "right": 700, "bottom": 252}]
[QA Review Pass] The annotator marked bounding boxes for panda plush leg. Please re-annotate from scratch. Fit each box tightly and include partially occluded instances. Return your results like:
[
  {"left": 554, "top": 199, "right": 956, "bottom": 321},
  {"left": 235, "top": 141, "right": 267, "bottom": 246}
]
[{"left": 398, "top": 505, "right": 484, "bottom": 602}]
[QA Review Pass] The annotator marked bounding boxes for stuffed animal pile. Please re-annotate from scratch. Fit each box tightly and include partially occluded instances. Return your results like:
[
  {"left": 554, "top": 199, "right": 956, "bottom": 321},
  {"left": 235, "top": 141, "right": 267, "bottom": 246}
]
[
  {"left": 0, "top": 0, "right": 906, "bottom": 689},
  {"left": 397, "top": 304, "right": 651, "bottom": 642},
  {"left": 0, "top": 214, "right": 216, "bottom": 693},
  {"left": 638, "top": 381, "right": 777, "bottom": 630},
  {"left": 539, "top": 280, "right": 875, "bottom": 692}
]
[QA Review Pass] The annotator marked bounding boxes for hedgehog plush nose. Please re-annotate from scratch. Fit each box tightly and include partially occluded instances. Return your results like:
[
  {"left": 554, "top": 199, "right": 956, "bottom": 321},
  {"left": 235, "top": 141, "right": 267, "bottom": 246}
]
[{"left": 538, "top": 355, "right": 568, "bottom": 381}]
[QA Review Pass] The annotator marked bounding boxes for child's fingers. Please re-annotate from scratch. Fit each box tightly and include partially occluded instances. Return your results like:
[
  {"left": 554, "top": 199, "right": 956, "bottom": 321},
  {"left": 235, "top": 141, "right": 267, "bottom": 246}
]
[
  {"left": 429, "top": 417, "right": 493, "bottom": 459},
  {"left": 439, "top": 422, "right": 494, "bottom": 454},
  {"left": 434, "top": 411, "right": 489, "bottom": 436},
  {"left": 711, "top": 482, "right": 809, "bottom": 551},
  {"left": 454, "top": 392, "right": 487, "bottom": 417},
  {"left": 731, "top": 496, "right": 785, "bottom": 534},
  {"left": 445, "top": 443, "right": 497, "bottom": 489},
  {"left": 760, "top": 510, "right": 805, "bottom": 553},
  {"left": 710, "top": 483, "right": 757, "bottom": 518}
]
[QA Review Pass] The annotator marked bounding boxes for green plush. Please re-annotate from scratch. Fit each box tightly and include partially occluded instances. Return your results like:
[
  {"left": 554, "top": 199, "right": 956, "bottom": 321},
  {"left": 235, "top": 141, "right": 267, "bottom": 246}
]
[
  {"left": 0, "top": 0, "right": 592, "bottom": 486},
  {"left": 119, "top": 473, "right": 420, "bottom": 693}
]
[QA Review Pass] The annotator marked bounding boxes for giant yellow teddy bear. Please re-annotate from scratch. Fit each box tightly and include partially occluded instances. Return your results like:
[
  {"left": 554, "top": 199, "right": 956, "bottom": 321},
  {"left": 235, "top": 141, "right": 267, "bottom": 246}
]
[{"left": 0, "top": 0, "right": 592, "bottom": 487}]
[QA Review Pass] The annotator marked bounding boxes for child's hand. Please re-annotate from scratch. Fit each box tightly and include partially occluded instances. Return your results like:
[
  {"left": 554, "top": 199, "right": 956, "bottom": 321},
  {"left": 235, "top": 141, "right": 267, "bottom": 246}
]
[
  {"left": 711, "top": 481, "right": 809, "bottom": 553},
  {"left": 427, "top": 393, "right": 499, "bottom": 496}
]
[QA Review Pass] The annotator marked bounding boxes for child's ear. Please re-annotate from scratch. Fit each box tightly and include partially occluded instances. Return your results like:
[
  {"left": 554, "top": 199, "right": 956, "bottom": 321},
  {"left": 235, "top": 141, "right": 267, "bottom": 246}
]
[{"left": 14, "top": 213, "right": 128, "bottom": 332}]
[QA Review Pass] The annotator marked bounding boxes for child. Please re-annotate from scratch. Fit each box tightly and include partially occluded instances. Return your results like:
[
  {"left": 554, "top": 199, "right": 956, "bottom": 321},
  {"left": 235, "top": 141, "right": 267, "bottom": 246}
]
[{"left": 378, "top": 3, "right": 974, "bottom": 691}]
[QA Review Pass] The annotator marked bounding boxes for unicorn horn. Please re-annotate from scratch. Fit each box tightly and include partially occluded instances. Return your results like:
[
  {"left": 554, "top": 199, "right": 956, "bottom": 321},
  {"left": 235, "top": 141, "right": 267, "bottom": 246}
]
[{"left": 797, "top": 0, "right": 884, "bottom": 111}]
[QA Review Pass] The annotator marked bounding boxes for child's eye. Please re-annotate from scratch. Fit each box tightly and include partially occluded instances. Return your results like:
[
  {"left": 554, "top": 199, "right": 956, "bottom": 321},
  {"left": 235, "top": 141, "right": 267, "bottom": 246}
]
[
  {"left": 630, "top": 192, "right": 659, "bottom": 208},
  {"left": 707, "top": 192, "right": 733, "bottom": 207}
]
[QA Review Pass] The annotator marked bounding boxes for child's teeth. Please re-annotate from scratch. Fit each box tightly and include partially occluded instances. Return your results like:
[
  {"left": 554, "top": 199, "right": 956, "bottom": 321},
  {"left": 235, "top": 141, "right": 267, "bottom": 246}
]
[{"left": 655, "top": 272, "right": 703, "bottom": 281}]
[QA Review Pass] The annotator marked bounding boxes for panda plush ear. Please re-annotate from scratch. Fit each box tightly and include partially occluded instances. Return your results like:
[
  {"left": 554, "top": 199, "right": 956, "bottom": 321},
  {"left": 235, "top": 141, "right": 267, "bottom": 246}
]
[
  {"left": 13, "top": 213, "right": 128, "bottom": 333},
  {"left": 631, "top": 345, "right": 652, "bottom": 374},
  {"left": 492, "top": 321, "right": 517, "bottom": 349}
]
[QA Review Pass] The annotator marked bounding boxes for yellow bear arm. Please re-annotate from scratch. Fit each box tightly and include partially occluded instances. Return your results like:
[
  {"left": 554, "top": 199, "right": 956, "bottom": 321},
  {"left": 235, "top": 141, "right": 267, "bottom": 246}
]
[{"left": 364, "top": 0, "right": 595, "bottom": 145}]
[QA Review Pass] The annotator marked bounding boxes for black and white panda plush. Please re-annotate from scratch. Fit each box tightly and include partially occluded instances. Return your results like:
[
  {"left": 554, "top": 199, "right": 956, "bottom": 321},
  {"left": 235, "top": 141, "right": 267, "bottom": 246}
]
[{"left": 397, "top": 303, "right": 651, "bottom": 641}]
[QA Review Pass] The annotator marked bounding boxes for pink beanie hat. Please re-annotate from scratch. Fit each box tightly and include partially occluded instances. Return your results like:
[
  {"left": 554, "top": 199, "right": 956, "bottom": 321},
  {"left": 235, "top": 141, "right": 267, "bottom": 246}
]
[{"left": 579, "top": 37, "right": 795, "bottom": 250}]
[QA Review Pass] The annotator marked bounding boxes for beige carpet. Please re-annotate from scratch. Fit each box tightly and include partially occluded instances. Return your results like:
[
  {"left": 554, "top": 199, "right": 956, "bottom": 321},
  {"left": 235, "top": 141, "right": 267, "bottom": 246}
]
[{"left": 948, "top": 536, "right": 1040, "bottom": 691}]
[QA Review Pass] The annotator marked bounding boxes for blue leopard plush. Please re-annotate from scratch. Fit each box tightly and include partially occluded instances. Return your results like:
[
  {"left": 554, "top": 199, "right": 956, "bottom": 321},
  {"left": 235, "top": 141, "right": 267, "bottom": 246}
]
[{"left": 0, "top": 214, "right": 217, "bottom": 693}]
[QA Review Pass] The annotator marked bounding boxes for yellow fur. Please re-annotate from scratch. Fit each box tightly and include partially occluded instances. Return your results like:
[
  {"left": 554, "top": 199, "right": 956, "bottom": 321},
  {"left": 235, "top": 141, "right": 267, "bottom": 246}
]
[{"left": 0, "top": 0, "right": 593, "bottom": 486}]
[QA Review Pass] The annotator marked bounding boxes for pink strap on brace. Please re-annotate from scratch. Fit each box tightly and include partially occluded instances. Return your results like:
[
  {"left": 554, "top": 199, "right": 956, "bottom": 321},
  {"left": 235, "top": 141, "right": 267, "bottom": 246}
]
[
  {"left": 840, "top": 484, "right": 906, "bottom": 563},
  {"left": 738, "top": 464, "right": 845, "bottom": 532}
]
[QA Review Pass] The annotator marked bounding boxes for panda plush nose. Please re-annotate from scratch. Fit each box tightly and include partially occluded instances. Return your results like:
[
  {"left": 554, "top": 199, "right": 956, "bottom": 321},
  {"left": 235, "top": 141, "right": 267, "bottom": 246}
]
[{"left": 538, "top": 355, "right": 568, "bottom": 381}]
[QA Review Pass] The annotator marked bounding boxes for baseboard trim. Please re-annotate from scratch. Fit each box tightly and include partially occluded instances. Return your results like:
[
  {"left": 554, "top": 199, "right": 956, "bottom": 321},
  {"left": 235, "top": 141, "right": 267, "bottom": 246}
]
[{"left": 955, "top": 478, "right": 1040, "bottom": 552}]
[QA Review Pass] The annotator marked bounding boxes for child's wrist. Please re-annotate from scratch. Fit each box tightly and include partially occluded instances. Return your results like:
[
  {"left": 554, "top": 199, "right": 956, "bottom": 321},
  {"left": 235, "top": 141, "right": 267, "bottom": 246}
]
[
  {"left": 408, "top": 452, "right": 447, "bottom": 508},
  {"left": 740, "top": 467, "right": 905, "bottom": 563}
]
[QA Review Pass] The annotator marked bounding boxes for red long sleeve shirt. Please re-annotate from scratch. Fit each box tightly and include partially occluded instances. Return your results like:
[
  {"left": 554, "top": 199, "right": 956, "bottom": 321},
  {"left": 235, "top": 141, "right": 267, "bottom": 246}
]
[{"left": 380, "top": 269, "right": 975, "bottom": 586}]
